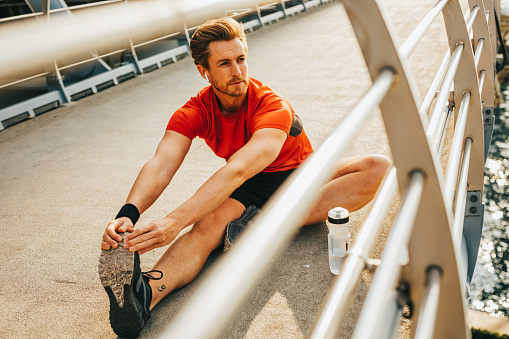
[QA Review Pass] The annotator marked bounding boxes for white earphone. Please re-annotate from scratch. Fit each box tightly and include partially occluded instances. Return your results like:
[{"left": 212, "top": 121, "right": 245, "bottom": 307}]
[{"left": 204, "top": 73, "right": 209, "bottom": 82}]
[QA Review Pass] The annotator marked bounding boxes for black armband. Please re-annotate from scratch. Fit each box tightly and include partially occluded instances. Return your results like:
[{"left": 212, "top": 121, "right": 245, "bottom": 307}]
[{"left": 115, "top": 203, "right": 140, "bottom": 225}]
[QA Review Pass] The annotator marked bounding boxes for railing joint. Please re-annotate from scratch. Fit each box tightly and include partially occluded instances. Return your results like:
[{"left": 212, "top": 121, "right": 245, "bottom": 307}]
[
  {"left": 365, "top": 258, "right": 382, "bottom": 272},
  {"left": 396, "top": 282, "right": 413, "bottom": 319}
]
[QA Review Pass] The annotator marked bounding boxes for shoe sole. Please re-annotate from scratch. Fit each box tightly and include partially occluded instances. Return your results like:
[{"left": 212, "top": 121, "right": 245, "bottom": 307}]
[{"left": 98, "top": 232, "right": 144, "bottom": 338}]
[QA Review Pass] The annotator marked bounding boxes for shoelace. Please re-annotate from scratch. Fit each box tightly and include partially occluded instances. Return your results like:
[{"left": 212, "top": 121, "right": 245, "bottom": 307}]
[{"left": 142, "top": 270, "right": 163, "bottom": 280}]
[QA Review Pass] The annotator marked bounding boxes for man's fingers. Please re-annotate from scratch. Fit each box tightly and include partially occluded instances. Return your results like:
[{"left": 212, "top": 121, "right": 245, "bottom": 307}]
[
  {"left": 126, "top": 235, "right": 159, "bottom": 253},
  {"left": 124, "top": 223, "right": 151, "bottom": 241},
  {"left": 102, "top": 232, "right": 120, "bottom": 248},
  {"left": 106, "top": 220, "right": 123, "bottom": 242},
  {"left": 117, "top": 217, "right": 134, "bottom": 233}
]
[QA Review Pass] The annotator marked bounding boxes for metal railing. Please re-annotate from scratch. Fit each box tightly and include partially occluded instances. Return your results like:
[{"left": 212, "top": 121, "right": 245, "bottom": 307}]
[
  {"left": 0, "top": 0, "right": 498, "bottom": 338},
  {"left": 0, "top": 0, "right": 327, "bottom": 130},
  {"left": 158, "top": 0, "right": 497, "bottom": 338}
]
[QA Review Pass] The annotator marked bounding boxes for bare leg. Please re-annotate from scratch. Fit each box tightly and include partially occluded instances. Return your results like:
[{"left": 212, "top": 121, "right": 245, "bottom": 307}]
[
  {"left": 147, "top": 198, "right": 245, "bottom": 309},
  {"left": 303, "top": 154, "right": 391, "bottom": 225}
]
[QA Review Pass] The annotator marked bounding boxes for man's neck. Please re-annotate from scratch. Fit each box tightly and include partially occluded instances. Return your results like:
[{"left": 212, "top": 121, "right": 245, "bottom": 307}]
[{"left": 213, "top": 89, "right": 247, "bottom": 116}]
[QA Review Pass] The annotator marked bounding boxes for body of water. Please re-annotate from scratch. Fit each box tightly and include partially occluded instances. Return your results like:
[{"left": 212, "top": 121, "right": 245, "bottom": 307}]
[{"left": 469, "top": 85, "right": 509, "bottom": 317}]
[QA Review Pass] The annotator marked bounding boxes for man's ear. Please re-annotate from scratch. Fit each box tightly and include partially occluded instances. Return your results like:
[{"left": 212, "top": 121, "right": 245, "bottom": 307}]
[{"left": 197, "top": 65, "right": 208, "bottom": 81}]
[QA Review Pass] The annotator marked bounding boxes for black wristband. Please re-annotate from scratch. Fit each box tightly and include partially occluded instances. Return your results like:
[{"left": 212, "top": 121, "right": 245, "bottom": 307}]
[{"left": 115, "top": 203, "right": 140, "bottom": 225}]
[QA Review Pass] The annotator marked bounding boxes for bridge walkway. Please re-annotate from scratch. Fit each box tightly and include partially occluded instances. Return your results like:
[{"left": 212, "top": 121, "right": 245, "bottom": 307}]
[{"left": 0, "top": 1, "right": 500, "bottom": 337}]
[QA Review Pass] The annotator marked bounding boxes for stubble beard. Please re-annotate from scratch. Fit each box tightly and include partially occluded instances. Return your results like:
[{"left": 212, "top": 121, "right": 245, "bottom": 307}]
[{"left": 212, "top": 76, "right": 249, "bottom": 97}]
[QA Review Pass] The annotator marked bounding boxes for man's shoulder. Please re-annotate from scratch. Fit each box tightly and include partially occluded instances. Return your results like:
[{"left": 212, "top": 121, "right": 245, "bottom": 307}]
[{"left": 248, "top": 78, "right": 287, "bottom": 106}]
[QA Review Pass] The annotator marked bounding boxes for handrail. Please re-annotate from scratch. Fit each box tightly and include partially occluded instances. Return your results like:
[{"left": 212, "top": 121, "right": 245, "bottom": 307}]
[
  {"left": 426, "top": 43, "right": 464, "bottom": 152},
  {"left": 475, "top": 38, "right": 485, "bottom": 67},
  {"left": 57, "top": 49, "right": 125, "bottom": 71},
  {"left": 399, "top": 0, "right": 449, "bottom": 59},
  {"left": 49, "top": 0, "right": 122, "bottom": 14},
  {"left": 419, "top": 51, "right": 450, "bottom": 118},
  {"left": 466, "top": 5, "right": 480, "bottom": 32},
  {"left": 414, "top": 267, "right": 443, "bottom": 339},
  {"left": 452, "top": 137, "right": 473, "bottom": 246},
  {"left": 0, "top": 71, "right": 50, "bottom": 90},
  {"left": 444, "top": 92, "right": 471, "bottom": 207}
]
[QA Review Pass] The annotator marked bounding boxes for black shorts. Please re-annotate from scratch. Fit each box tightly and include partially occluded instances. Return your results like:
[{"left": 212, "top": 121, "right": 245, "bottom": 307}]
[{"left": 230, "top": 169, "right": 296, "bottom": 209}]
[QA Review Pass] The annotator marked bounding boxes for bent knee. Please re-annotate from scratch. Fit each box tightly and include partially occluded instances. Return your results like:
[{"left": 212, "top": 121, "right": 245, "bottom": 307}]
[
  {"left": 360, "top": 154, "right": 391, "bottom": 192},
  {"left": 368, "top": 154, "right": 392, "bottom": 176},
  {"left": 191, "top": 214, "right": 229, "bottom": 250}
]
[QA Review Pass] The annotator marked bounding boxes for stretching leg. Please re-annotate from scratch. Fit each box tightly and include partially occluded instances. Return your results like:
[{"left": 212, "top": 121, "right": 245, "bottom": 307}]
[{"left": 147, "top": 198, "right": 245, "bottom": 309}]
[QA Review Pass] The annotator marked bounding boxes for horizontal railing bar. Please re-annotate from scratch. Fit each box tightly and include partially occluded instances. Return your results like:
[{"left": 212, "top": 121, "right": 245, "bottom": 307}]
[
  {"left": 225, "top": 8, "right": 253, "bottom": 17},
  {"left": 444, "top": 92, "right": 471, "bottom": 208},
  {"left": 466, "top": 5, "right": 480, "bottom": 32},
  {"left": 0, "top": 71, "right": 50, "bottom": 90},
  {"left": 399, "top": 0, "right": 449, "bottom": 59},
  {"left": 309, "top": 167, "right": 398, "bottom": 339},
  {"left": 160, "top": 69, "right": 396, "bottom": 339},
  {"left": 259, "top": 1, "right": 279, "bottom": 9},
  {"left": 474, "top": 38, "right": 484, "bottom": 68},
  {"left": 0, "top": 0, "right": 265, "bottom": 79},
  {"left": 452, "top": 137, "right": 472, "bottom": 246},
  {"left": 384, "top": 295, "right": 404, "bottom": 339},
  {"left": 434, "top": 103, "right": 453, "bottom": 160},
  {"left": 132, "top": 32, "right": 181, "bottom": 48},
  {"left": 479, "top": 69, "right": 486, "bottom": 93},
  {"left": 414, "top": 267, "right": 443, "bottom": 339},
  {"left": 352, "top": 171, "right": 426, "bottom": 339},
  {"left": 0, "top": 12, "right": 43, "bottom": 24},
  {"left": 49, "top": 0, "right": 122, "bottom": 14},
  {"left": 419, "top": 50, "right": 450, "bottom": 118},
  {"left": 427, "top": 43, "right": 464, "bottom": 152},
  {"left": 57, "top": 49, "right": 125, "bottom": 71}
]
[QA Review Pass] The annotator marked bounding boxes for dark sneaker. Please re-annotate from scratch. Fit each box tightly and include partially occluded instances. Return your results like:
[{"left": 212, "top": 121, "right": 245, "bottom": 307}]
[
  {"left": 98, "top": 232, "right": 162, "bottom": 339},
  {"left": 224, "top": 205, "right": 261, "bottom": 251}
]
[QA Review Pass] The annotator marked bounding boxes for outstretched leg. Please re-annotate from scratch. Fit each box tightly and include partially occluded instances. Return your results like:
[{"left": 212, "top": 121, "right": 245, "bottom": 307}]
[
  {"left": 303, "top": 154, "right": 391, "bottom": 225},
  {"left": 147, "top": 198, "right": 245, "bottom": 309}
]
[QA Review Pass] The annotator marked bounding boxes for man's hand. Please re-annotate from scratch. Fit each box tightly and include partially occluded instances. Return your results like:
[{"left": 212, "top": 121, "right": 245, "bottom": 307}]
[
  {"left": 101, "top": 217, "right": 135, "bottom": 250},
  {"left": 123, "top": 217, "right": 182, "bottom": 255}
]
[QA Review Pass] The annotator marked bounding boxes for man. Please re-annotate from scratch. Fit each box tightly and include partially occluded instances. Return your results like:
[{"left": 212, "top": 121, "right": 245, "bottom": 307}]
[{"left": 99, "top": 17, "right": 390, "bottom": 338}]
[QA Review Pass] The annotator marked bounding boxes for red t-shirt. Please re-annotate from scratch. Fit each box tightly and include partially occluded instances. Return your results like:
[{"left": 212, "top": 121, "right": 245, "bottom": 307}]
[{"left": 166, "top": 78, "right": 313, "bottom": 172}]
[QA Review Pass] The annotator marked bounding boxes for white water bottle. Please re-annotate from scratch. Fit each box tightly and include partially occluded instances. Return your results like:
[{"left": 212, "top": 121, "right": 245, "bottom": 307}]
[{"left": 327, "top": 207, "right": 350, "bottom": 275}]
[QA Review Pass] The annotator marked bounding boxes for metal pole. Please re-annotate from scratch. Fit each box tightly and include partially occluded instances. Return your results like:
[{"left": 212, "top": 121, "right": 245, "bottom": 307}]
[
  {"left": 309, "top": 168, "right": 398, "bottom": 339},
  {"left": 352, "top": 171, "right": 426, "bottom": 339},
  {"left": 444, "top": 92, "right": 471, "bottom": 208},
  {"left": 452, "top": 138, "right": 472, "bottom": 246},
  {"left": 479, "top": 69, "right": 486, "bottom": 93},
  {"left": 0, "top": 12, "right": 43, "bottom": 23},
  {"left": 426, "top": 43, "right": 464, "bottom": 152},
  {"left": 414, "top": 267, "right": 443, "bottom": 339},
  {"left": 159, "top": 69, "right": 395, "bottom": 339},
  {"left": 419, "top": 51, "right": 450, "bottom": 118},
  {"left": 466, "top": 5, "right": 480, "bottom": 32},
  {"left": 399, "top": 0, "right": 449, "bottom": 59},
  {"left": 474, "top": 38, "right": 484, "bottom": 68}
]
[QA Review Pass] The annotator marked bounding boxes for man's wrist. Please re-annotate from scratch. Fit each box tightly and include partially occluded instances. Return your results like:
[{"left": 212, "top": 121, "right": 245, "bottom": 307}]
[{"left": 116, "top": 203, "right": 140, "bottom": 225}]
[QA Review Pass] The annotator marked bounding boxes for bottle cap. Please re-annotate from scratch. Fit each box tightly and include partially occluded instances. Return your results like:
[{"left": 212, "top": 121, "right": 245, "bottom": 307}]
[{"left": 328, "top": 207, "right": 349, "bottom": 224}]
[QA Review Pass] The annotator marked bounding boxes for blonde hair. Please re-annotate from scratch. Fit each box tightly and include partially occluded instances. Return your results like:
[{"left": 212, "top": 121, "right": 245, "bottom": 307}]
[{"left": 190, "top": 17, "right": 247, "bottom": 70}]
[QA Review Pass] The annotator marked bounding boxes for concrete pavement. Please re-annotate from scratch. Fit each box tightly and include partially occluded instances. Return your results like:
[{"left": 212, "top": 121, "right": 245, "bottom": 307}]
[{"left": 0, "top": 1, "right": 489, "bottom": 338}]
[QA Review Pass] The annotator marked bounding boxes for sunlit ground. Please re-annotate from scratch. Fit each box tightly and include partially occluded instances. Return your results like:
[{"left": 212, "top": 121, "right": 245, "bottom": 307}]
[{"left": 469, "top": 85, "right": 509, "bottom": 317}]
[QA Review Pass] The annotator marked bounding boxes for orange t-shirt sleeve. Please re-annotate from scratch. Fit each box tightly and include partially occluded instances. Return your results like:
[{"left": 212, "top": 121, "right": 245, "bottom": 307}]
[
  {"left": 250, "top": 94, "right": 293, "bottom": 135},
  {"left": 166, "top": 98, "right": 204, "bottom": 140}
]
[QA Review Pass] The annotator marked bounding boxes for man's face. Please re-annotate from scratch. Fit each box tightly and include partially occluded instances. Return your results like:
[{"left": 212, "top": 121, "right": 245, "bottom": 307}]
[{"left": 206, "top": 38, "right": 249, "bottom": 97}]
